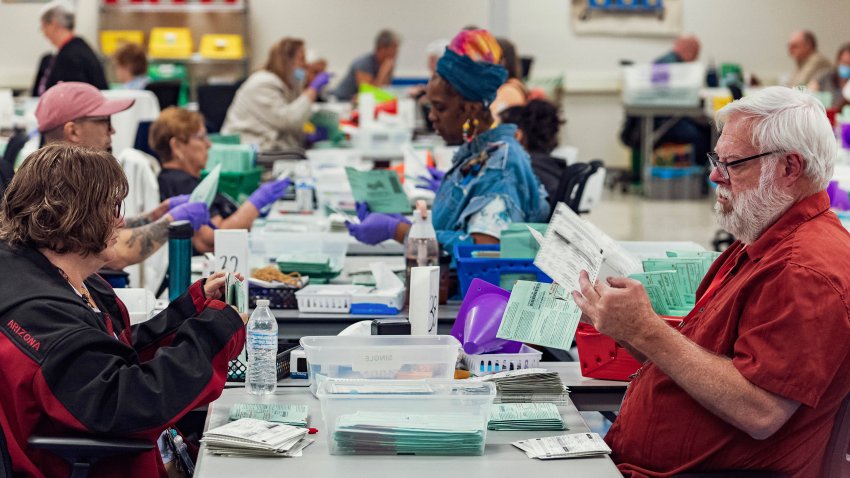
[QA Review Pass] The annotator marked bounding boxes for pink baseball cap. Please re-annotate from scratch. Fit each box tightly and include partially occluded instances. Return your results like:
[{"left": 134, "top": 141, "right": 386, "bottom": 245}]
[{"left": 35, "top": 82, "right": 135, "bottom": 133}]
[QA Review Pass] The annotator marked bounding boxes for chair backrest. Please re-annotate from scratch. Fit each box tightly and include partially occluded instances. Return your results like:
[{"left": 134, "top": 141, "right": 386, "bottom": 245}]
[
  {"left": 144, "top": 80, "right": 182, "bottom": 111},
  {"left": 578, "top": 159, "right": 607, "bottom": 214},
  {"left": 0, "top": 128, "right": 27, "bottom": 195},
  {"left": 548, "top": 162, "right": 593, "bottom": 221},
  {"left": 822, "top": 389, "right": 850, "bottom": 478},
  {"left": 133, "top": 121, "right": 158, "bottom": 160},
  {"left": 0, "top": 420, "right": 13, "bottom": 478},
  {"left": 197, "top": 82, "right": 241, "bottom": 133}
]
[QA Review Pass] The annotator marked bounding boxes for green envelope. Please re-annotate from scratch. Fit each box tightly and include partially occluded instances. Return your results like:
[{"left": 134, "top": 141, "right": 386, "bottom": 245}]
[
  {"left": 229, "top": 403, "right": 308, "bottom": 427},
  {"left": 224, "top": 272, "right": 247, "bottom": 314},
  {"left": 191, "top": 164, "right": 221, "bottom": 207},
  {"left": 500, "top": 223, "right": 548, "bottom": 259},
  {"left": 345, "top": 167, "right": 411, "bottom": 214}
]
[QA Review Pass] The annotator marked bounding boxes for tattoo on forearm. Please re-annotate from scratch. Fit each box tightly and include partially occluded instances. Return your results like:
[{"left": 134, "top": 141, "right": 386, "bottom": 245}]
[
  {"left": 124, "top": 215, "right": 152, "bottom": 228},
  {"left": 125, "top": 219, "right": 169, "bottom": 261}
]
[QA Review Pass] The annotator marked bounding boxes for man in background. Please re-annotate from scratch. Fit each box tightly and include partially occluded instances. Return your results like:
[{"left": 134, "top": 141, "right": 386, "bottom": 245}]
[
  {"left": 333, "top": 29, "right": 400, "bottom": 101},
  {"left": 32, "top": 1, "right": 108, "bottom": 96},
  {"left": 786, "top": 30, "right": 832, "bottom": 88}
]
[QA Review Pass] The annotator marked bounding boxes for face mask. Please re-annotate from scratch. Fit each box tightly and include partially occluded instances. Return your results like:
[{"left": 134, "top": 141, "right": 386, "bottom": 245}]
[
  {"left": 293, "top": 68, "right": 306, "bottom": 84},
  {"left": 839, "top": 64, "right": 850, "bottom": 80}
]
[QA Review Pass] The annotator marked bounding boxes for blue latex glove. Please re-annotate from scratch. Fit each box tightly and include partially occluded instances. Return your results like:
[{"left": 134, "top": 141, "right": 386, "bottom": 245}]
[
  {"left": 248, "top": 178, "right": 292, "bottom": 211},
  {"left": 167, "top": 194, "right": 190, "bottom": 210},
  {"left": 416, "top": 166, "right": 446, "bottom": 193},
  {"left": 169, "top": 202, "right": 214, "bottom": 231},
  {"left": 309, "top": 72, "right": 330, "bottom": 93},
  {"left": 346, "top": 202, "right": 410, "bottom": 245}
]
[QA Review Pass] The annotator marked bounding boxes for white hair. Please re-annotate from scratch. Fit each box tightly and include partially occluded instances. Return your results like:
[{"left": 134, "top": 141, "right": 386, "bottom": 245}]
[
  {"left": 40, "top": 1, "right": 76, "bottom": 30},
  {"left": 715, "top": 86, "right": 836, "bottom": 193}
]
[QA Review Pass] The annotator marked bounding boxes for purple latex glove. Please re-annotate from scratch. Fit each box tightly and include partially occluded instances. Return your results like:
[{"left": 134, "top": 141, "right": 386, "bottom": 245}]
[
  {"left": 169, "top": 202, "right": 214, "bottom": 231},
  {"left": 309, "top": 72, "right": 330, "bottom": 93},
  {"left": 828, "top": 180, "right": 850, "bottom": 210},
  {"left": 305, "top": 127, "right": 329, "bottom": 144},
  {"left": 167, "top": 194, "right": 190, "bottom": 210},
  {"left": 346, "top": 202, "right": 411, "bottom": 245},
  {"left": 248, "top": 178, "right": 292, "bottom": 211},
  {"left": 416, "top": 166, "right": 446, "bottom": 193}
]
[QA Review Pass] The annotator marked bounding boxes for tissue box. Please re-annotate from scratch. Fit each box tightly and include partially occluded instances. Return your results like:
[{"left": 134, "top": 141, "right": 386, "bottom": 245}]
[{"left": 351, "top": 287, "right": 405, "bottom": 315}]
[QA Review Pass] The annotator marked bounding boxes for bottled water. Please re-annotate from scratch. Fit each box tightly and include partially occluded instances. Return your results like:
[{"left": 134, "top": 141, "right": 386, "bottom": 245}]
[{"left": 246, "top": 300, "right": 278, "bottom": 395}]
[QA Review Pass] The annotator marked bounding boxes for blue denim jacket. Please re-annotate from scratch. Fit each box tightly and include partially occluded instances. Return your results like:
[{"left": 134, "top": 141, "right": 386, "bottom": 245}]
[{"left": 432, "top": 124, "right": 550, "bottom": 250}]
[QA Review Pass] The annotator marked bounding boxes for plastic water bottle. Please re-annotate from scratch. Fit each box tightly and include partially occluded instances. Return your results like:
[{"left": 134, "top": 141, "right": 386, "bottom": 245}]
[
  {"left": 294, "top": 161, "right": 314, "bottom": 212},
  {"left": 405, "top": 200, "right": 439, "bottom": 305},
  {"left": 246, "top": 300, "right": 278, "bottom": 395}
]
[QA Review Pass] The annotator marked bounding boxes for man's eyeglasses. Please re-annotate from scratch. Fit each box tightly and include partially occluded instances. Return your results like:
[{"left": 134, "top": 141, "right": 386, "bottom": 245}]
[
  {"left": 78, "top": 116, "right": 112, "bottom": 130},
  {"left": 707, "top": 151, "right": 778, "bottom": 181}
]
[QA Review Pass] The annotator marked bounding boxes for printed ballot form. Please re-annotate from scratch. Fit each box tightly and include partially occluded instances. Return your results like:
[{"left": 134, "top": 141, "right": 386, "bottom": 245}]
[
  {"left": 496, "top": 281, "right": 582, "bottom": 351},
  {"left": 513, "top": 432, "right": 611, "bottom": 460},
  {"left": 345, "top": 166, "right": 412, "bottom": 214}
]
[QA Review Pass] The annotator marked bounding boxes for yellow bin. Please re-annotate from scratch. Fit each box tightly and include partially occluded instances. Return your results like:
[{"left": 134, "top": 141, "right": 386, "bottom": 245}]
[
  {"left": 148, "top": 27, "right": 193, "bottom": 59},
  {"left": 199, "top": 34, "right": 245, "bottom": 60},
  {"left": 100, "top": 30, "right": 144, "bottom": 56}
]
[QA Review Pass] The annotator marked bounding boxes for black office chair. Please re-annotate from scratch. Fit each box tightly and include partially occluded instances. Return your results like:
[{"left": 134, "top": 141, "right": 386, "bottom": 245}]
[
  {"left": 547, "top": 162, "right": 593, "bottom": 220},
  {"left": 0, "top": 127, "right": 27, "bottom": 195},
  {"left": 197, "top": 82, "right": 242, "bottom": 133},
  {"left": 0, "top": 424, "right": 151, "bottom": 478},
  {"left": 145, "top": 80, "right": 182, "bottom": 110},
  {"left": 132, "top": 120, "right": 158, "bottom": 160}
]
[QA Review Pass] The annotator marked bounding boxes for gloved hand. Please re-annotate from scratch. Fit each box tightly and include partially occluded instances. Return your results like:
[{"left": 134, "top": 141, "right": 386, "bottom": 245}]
[
  {"left": 309, "top": 72, "right": 330, "bottom": 94},
  {"left": 416, "top": 166, "right": 446, "bottom": 193},
  {"left": 305, "top": 127, "right": 329, "bottom": 145},
  {"left": 167, "top": 194, "right": 190, "bottom": 210},
  {"left": 248, "top": 178, "right": 292, "bottom": 211},
  {"left": 168, "top": 202, "right": 214, "bottom": 231},
  {"left": 345, "top": 202, "right": 410, "bottom": 245}
]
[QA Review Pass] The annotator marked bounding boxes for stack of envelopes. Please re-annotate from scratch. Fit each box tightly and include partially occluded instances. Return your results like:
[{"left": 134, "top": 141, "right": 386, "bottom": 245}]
[
  {"left": 487, "top": 403, "right": 566, "bottom": 431},
  {"left": 202, "top": 418, "right": 312, "bottom": 457},
  {"left": 228, "top": 403, "right": 309, "bottom": 427},
  {"left": 276, "top": 253, "right": 342, "bottom": 284},
  {"left": 476, "top": 369, "right": 570, "bottom": 405},
  {"left": 333, "top": 411, "right": 485, "bottom": 455}
]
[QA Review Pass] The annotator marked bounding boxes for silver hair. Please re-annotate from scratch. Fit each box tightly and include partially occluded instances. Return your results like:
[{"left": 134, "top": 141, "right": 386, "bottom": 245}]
[
  {"left": 715, "top": 86, "right": 836, "bottom": 193},
  {"left": 40, "top": 1, "right": 75, "bottom": 30},
  {"left": 375, "top": 29, "right": 400, "bottom": 50}
]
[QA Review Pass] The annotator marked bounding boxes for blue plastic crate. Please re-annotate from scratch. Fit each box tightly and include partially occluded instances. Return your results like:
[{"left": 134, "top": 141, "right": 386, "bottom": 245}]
[{"left": 454, "top": 244, "right": 552, "bottom": 298}]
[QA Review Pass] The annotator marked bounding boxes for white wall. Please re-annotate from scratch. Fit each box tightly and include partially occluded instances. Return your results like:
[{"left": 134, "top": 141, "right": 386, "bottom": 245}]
[{"left": 1, "top": 0, "right": 848, "bottom": 166}]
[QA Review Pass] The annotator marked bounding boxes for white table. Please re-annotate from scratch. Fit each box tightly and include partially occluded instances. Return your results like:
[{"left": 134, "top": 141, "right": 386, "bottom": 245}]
[{"left": 194, "top": 387, "right": 623, "bottom": 478}]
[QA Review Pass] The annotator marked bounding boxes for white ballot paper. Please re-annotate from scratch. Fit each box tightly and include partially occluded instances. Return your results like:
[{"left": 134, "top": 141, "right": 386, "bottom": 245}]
[
  {"left": 202, "top": 418, "right": 310, "bottom": 457},
  {"left": 534, "top": 204, "right": 642, "bottom": 289},
  {"left": 512, "top": 432, "right": 611, "bottom": 460}
]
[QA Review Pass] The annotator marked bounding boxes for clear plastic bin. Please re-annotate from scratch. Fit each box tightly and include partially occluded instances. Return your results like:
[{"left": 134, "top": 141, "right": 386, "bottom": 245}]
[
  {"left": 317, "top": 378, "right": 494, "bottom": 455},
  {"left": 622, "top": 62, "right": 705, "bottom": 107},
  {"left": 248, "top": 231, "right": 348, "bottom": 270},
  {"left": 299, "top": 335, "right": 460, "bottom": 396}
]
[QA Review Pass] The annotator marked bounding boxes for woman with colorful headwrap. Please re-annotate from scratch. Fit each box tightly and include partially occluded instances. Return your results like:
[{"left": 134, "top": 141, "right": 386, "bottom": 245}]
[{"left": 347, "top": 29, "right": 549, "bottom": 249}]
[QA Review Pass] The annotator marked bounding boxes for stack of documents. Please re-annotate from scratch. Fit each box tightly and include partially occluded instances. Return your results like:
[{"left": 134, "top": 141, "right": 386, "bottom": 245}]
[
  {"left": 487, "top": 403, "right": 566, "bottom": 431},
  {"left": 345, "top": 166, "right": 412, "bottom": 214},
  {"left": 228, "top": 403, "right": 309, "bottom": 427},
  {"left": 513, "top": 432, "right": 611, "bottom": 460},
  {"left": 333, "top": 411, "right": 485, "bottom": 455},
  {"left": 276, "top": 253, "right": 341, "bottom": 284},
  {"left": 202, "top": 418, "right": 313, "bottom": 457},
  {"left": 474, "top": 369, "right": 570, "bottom": 405},
  {"left": 631, "top": 250, "right": 721, "bottom": 315}
]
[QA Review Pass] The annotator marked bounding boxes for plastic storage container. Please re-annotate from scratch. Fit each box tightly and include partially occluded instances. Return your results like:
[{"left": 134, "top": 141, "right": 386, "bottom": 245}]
[
  {"left": 199, "top": 34, "right": 245, "bottom": 60},
  {"left": 645, "top": 166, "right": 705, "bottom": 200},
  {"left": 462, "top": 344, "right": 543, "bottom": 376},
  {"left": 300, "top": 335, "right": 461, "bottom": 396},
  {"left": 100, "top": 30, "right": 144, "bottom": 55},
  {"left": 318, "top": 378, "right": 494, "bottom": 456},
  {"left": 205, "top": 143, "right": 255, "bottom": 173},
  {"left": 622, "top": 62, "right": 705, "bottom": 107},
  {"left": 576, "top": 318, "right": 681, "bottom": 381},
  {"left": 295, "top": 285, "right": 373, "bottom": 313},
  {"left": 148, "top": 28, "right": 193, "bottom": 59},
  {"left": 200, "top": 167, "right": 262, "bottom": 204},
  {"left": 249, "top": 231, "right": 349, "bottom": 271},
  {"left": 454, "top": 244, "right": 552, "bottom": 297}
]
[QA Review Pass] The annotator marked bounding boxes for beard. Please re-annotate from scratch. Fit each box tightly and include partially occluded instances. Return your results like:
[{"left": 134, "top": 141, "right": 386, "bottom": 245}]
[{"left": 714, "top": 160, "right": 795, "bottom": 244}]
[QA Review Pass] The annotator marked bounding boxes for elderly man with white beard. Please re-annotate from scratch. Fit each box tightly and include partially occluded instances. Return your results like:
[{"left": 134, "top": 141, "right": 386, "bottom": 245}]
[{"left": 572, "top": 86, "right": 850, "bottom": 478}]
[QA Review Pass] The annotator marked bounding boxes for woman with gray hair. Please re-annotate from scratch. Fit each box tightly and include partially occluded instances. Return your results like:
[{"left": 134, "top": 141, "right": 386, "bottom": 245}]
[{"left": 32, "top": 0, "right": 107, "bottom": 95}]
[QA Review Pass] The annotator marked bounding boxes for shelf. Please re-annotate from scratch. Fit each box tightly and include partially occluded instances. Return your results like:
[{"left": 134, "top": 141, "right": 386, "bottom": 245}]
[
  {"left": 100, "top": 4, "right": 246, "bottom": 13},
  {"left": 148, "top": 56, "right": 250, "bottom": 65}
]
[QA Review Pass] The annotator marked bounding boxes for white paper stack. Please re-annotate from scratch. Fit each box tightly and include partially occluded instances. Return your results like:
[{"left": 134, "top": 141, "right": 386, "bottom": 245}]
[
  {"left": 202, "top": 418, "right": 313, "bottom": 457},
  {"left": 512, "top": 432, "right": 611, "bottom": 460},
  {"left": 473, "top": 369, "right": 570, "bottom": 405},
  {"left": 487, "top": 403, "right": 566, "bottom": 431}
]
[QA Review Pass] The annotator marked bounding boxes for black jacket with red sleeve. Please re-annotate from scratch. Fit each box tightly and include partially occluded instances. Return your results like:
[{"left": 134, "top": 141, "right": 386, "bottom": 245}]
[{"left": 0, "top": 241, "right": 246, "bottom": 477}]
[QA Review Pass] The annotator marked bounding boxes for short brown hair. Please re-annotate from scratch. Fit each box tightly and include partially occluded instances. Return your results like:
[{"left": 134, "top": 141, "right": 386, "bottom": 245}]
[
  {"left": 264, "top": 37, "right": 304, "bottom": 88},
  {"left": 113, "top": 42, "right": 148, "bottom": 77},
  {"left": 0, "top": 143, "right": 128, "bottom": 256},
  {"left": 148, "top": 106, "right": 204, "bottom": 163}
]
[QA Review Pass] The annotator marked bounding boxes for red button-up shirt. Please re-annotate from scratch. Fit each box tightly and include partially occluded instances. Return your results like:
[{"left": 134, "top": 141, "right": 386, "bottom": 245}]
[{"left": 606, "top": 191, "right": 850, "bottom": 478}]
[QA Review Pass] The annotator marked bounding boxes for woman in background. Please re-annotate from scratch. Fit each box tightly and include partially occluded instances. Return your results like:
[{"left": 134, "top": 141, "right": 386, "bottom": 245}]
[
  {"left": 112, "top": 42, "right": 149, "bottom": 90},
  {"left": 816, "top": 43, "right": 850, "bottom": 110},
  {"left": 150, "top": 107, "right": 290, "bottom": 252},
  {"left": 221, "top": 37, "right": 330, "bottom": 151},
  {"left": 499, "top": 99, "right": 567, "bottom": 200},
  {"left": 347, "top": 29, "right": 548, "bottom": 249}
]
